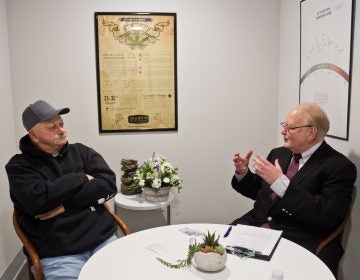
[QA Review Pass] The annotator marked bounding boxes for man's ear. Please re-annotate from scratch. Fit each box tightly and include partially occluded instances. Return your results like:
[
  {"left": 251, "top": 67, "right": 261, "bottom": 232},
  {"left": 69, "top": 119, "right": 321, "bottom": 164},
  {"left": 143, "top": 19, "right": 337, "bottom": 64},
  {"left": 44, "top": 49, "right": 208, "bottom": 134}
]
[
  {"left": 28, "top": 130, "right": 39, "bottom": 143},
  {"left": 308, "top": 127, "right": 318, "bottom": 143}
]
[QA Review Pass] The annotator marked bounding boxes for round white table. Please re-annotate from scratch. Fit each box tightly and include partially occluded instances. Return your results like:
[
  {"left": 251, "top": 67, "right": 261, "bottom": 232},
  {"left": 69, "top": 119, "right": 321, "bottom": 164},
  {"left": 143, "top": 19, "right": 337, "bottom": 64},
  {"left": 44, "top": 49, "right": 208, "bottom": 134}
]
[
  {"left": 79, "top": 223, "right": 335, "bottom": 280},
  {"left": 114, "top": 192, "right": 174, "bottom": 225}
]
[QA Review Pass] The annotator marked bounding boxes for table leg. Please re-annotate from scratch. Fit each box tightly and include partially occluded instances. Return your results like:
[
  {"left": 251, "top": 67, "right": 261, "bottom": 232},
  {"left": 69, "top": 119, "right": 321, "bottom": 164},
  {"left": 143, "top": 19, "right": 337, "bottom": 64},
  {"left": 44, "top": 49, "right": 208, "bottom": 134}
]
[{"left": 167, "top": 204, "right": 171, "bottom": 225}]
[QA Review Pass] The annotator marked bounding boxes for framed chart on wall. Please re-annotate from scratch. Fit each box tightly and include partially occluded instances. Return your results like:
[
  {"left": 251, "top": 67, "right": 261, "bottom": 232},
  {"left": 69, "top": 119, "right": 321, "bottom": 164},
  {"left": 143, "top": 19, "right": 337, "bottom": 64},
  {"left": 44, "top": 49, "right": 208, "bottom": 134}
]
[
  {"left": 94, "top": 12, "right": 177, "bottom": 132},
  {"left": 300, "top": 0, "right": 355, "bottom": 140}
]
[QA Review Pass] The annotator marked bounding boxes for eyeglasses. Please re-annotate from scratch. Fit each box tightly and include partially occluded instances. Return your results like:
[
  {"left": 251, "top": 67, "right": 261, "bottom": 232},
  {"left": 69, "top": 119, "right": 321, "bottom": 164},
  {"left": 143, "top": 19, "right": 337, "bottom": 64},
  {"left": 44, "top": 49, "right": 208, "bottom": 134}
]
[{"left": 280, "top": 122, "right": 313, "bottom": 133}]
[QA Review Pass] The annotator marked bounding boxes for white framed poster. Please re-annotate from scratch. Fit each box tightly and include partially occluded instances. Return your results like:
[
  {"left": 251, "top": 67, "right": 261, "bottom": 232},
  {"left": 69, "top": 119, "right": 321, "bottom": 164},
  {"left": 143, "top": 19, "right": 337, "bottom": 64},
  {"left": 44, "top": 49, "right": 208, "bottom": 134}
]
[{"left": 300, "top": 0, "right": 355, "bottom": 140}]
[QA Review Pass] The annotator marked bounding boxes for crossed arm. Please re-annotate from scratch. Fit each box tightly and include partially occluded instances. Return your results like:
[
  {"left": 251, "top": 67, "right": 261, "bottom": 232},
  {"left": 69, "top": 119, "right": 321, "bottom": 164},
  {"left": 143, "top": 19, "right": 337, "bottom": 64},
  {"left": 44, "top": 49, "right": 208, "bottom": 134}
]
[{"left": 35, "top": 174, "right": 95, "bottom": 220}]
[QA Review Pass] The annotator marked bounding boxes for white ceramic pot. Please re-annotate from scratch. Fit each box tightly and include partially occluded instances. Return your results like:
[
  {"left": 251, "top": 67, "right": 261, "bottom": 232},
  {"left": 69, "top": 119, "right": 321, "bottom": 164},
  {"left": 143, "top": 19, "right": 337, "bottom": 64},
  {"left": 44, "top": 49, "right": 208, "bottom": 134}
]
[{"left": 193, "top": 251, "right": 227, "bottom": 272}]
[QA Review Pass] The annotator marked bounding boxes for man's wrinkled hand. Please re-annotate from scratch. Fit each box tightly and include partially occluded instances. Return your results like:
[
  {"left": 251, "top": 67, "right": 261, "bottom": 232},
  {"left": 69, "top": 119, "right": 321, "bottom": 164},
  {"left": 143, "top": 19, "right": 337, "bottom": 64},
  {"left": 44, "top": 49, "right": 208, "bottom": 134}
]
[
  {"left": 252, "top": 156, "right": 283, "bottom": 184},
  {"left": 233, "top": 150, "right": 253, "bottom": 175}
]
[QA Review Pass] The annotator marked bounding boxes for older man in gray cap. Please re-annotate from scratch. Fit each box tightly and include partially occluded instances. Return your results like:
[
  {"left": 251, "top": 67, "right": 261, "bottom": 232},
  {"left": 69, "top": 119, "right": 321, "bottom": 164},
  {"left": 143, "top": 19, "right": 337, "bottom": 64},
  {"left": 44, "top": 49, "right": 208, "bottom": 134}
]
[{"left": 6, "top": 100, "right": 118, "bottom": 280}]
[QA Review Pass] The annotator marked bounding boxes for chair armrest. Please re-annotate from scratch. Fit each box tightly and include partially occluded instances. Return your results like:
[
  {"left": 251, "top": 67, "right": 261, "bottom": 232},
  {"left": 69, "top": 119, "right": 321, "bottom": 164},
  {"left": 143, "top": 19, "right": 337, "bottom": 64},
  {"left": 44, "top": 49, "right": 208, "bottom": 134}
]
[
  {"left": 103, "top": 202, "right": 130, "bottom": 236},
  {"left": 13, "top": 211, "right": 44, "bottom": 280},
  {"left": 315, "top": 212, "right": 350, "bottom": 255}
]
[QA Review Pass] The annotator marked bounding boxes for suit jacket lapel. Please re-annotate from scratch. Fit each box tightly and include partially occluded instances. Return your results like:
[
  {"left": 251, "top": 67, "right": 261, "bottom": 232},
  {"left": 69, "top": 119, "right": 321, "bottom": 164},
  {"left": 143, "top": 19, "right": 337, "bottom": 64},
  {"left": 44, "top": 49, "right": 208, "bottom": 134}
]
[
  {"left": 276, "top": 149, "right": 293, "bottom": 173},
  {"left": 290, "top": 141, "right": 330, "bottom": 184}
]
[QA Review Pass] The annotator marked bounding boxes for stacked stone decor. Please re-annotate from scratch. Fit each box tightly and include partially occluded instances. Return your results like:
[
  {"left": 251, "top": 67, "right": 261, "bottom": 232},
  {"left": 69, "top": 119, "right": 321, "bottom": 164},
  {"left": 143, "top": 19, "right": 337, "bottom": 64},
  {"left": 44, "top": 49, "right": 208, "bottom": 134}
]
[{"left": 120, "top": 159, "right": 142, "bottom": 195}]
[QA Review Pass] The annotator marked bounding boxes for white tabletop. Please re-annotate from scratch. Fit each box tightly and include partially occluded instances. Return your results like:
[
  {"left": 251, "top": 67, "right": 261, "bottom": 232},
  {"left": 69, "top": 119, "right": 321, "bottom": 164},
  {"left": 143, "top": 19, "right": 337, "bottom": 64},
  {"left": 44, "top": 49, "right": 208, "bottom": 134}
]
[
  {"left": 79, "top": 223, "right": 335, "bottom": 280},
  {"left": 114, "top": 191, "right": 174, "bottom": 210}
]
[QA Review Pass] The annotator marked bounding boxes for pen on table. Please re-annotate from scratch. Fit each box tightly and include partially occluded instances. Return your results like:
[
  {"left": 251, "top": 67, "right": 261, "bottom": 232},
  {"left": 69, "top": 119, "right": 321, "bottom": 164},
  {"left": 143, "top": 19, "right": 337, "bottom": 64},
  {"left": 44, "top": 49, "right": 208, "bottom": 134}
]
[{"left": 224, "top": 226, "right": 232, "bottom": 238}]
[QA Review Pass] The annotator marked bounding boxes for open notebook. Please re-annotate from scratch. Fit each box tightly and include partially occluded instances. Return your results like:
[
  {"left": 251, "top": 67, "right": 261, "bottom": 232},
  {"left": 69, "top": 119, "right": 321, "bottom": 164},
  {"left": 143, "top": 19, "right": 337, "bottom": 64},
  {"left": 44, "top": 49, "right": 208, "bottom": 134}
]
[{"left": 222, "top": 224, "right": 282, "bottom": 261}]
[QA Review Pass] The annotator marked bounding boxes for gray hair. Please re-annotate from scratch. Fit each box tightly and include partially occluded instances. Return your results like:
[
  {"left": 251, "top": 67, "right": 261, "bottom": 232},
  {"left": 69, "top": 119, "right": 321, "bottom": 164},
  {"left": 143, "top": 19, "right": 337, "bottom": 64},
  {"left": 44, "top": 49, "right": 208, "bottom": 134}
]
[{"left": 298, "top": 103, "right": 329, "bottom": 141}]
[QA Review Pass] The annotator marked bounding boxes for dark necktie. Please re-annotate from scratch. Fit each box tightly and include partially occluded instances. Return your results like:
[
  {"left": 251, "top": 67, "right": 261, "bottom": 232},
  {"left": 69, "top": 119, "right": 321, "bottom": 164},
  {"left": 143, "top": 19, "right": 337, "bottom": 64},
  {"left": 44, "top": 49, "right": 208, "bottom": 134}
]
[
  {"left": 263, "top": 154, "right": 302, "bottom": 229},
  {"left": 285, "top": 153, "right": 301, "bottom": 180},
  {"left": 270, "top": 153, "right": 302, "bottom": 201}
]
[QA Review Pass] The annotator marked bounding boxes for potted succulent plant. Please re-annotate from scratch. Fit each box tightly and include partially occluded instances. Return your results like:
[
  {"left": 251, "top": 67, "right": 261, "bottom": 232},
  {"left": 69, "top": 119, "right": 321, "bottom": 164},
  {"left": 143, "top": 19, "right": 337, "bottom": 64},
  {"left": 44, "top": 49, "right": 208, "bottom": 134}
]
[
  {"left": 157, "top": 231, "right": 227, "bottom": 271},
  {"left": 193, "top": 231, "right": 227, "bottom": 271}
]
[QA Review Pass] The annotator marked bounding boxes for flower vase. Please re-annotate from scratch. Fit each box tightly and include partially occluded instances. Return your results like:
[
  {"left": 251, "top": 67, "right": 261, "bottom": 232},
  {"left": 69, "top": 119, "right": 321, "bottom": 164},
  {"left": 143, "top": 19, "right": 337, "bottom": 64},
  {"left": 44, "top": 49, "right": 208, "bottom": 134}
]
[{"left": 142, "top": 187, "right": 171, "bottom": 203}]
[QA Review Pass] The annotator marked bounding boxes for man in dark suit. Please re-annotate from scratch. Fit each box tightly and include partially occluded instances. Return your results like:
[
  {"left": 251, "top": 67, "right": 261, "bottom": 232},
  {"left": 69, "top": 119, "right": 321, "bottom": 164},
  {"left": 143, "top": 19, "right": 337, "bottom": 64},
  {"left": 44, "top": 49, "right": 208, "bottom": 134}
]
[{"left": 231, "top": 103, "right": 357, "bottom": 275}]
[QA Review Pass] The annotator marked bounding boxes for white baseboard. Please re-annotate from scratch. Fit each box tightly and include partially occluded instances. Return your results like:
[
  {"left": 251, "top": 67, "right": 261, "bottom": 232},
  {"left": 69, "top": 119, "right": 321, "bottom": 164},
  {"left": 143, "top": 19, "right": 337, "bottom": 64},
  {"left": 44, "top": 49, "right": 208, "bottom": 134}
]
[{"left": 0, "top": 249, "right": 28, "bottom": 280}]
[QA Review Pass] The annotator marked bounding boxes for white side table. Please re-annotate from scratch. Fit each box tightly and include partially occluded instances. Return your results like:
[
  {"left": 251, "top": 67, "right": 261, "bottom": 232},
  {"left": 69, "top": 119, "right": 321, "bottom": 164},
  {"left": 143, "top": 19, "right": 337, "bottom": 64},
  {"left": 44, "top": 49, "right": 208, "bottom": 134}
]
[{"left": 114, "top": 191, "right": 174, "bottom": 226}]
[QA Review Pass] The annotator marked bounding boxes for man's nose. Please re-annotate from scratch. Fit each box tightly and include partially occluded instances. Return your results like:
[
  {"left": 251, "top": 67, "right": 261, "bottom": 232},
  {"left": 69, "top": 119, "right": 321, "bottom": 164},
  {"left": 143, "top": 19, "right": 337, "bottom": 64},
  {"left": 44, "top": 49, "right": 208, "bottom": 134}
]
[{"left": 57, "top": 126, "right": 65, "bottom": 133}]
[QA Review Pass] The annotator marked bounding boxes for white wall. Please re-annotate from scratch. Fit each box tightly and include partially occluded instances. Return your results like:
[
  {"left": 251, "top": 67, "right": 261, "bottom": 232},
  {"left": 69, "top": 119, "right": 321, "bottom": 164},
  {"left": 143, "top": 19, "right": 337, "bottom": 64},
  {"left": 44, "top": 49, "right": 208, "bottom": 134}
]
[
  {"left": 1, "top": 0, "right": 281, "bottom": 275},
  {"left": 3, "top": 0, "right": 359, "bottom": 278},
  {"left": 0, "top": 0, "right": 21, "bottom": 274},
  {"left": 278, "top": 1, "right": 360, "bottom": 280}
]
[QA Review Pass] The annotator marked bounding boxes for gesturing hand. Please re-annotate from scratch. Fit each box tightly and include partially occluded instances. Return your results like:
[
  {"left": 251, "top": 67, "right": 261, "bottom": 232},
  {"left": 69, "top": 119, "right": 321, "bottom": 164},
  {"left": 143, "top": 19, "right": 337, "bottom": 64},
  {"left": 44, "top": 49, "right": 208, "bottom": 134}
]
[
  {"left": 233, "top": 150, "right": 253, "bottom": 175},
  {"left": 252, "top": 156, "right": 283, "bottom": 184}
]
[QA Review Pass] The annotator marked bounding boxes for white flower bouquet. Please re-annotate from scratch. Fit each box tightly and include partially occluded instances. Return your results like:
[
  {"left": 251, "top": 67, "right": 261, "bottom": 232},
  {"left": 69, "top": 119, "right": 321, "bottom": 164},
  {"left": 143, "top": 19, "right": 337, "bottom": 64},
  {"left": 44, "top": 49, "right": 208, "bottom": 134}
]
[{"left": 133, "top": 153, "right": 182, "bottom": 192}]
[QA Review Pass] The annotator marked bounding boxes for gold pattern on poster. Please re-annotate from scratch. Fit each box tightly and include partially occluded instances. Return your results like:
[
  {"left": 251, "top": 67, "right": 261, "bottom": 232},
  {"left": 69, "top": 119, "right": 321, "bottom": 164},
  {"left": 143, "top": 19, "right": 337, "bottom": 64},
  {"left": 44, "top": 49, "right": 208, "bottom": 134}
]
[{"left": 95, "top": 13, "right": 177, "bottom": 132}]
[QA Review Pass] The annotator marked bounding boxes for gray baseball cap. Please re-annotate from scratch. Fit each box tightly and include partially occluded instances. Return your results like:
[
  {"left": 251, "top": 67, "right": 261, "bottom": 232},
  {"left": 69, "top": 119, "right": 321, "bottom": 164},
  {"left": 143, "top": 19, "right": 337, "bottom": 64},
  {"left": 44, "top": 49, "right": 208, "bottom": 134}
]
[{"left": 22, "top": 100, "right": 70, "bottom": 131}]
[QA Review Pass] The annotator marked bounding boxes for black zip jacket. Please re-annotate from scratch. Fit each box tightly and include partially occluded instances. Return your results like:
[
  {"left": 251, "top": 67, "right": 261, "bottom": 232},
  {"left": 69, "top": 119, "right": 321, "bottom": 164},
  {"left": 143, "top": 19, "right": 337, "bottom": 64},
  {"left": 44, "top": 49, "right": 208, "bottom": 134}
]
[{"left": 5, "top": 135, "right": 117, "bottom": 258}]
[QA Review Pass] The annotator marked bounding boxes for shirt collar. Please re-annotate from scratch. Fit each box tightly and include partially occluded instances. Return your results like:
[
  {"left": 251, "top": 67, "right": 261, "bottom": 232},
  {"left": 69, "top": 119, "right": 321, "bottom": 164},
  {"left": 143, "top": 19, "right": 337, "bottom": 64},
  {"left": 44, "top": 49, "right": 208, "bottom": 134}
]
[{"left": 299, "top": 141, "right": 322, "bottom": 162}]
